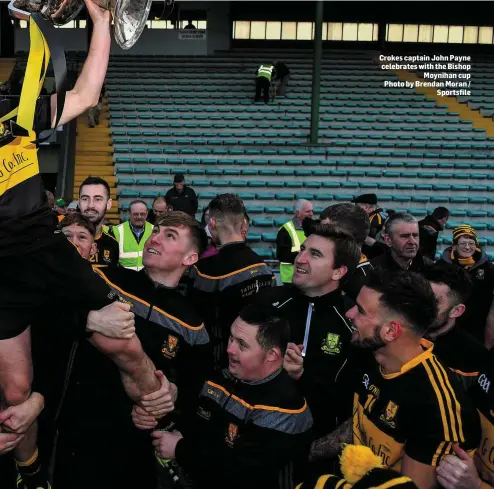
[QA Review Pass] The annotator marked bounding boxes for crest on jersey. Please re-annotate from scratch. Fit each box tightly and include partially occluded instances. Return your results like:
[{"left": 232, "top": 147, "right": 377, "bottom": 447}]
[
  {"left": 103, "top": 249, "right": 111, "bottom": 263},
  {"left": 477, "top": 269, "right": 485, "bottom": 280},
  {"left": 321, "top": 333, "right": 341, "bottom": 355},
  {"left": 225, "top": 423, "right": 239, "bottom": 447},
  {"left": 162, "top": 334, "right": 178, "bottom": 358},
  {"left": 380, "top": 401, "right": 399, "bottom": 428}
]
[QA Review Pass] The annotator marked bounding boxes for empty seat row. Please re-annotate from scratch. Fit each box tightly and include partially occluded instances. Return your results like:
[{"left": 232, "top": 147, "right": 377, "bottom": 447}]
[
  {"left": 115, "top": 161, "right": 494, "bottom": 172},
  {"left": 114, "top": 148, "right": 492, "bottom": 160},
  {"left": 117, "top": 188, "right": 494, "bottom": 205},
  {"left": 117, "top": 176, "right": 494, "bottom": 192}
]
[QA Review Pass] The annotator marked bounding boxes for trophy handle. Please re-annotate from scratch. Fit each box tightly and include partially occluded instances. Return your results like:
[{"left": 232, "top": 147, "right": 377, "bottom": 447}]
[{"left": 8, "top": 0, "right": 32, "bottom": 21}]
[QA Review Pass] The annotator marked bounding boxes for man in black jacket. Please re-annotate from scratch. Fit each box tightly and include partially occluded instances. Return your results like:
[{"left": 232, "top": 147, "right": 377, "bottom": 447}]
[
  {"left": 258, "top": 224, "right": 360, "bottom": 442},
  {"left": 147, "top": 304, "right": 313, "bottom": 489},
  {"left": 165, "top": 173, "right": 198, "bottom": 218},
  {"left": 189, "top": 194, "right": 275, "bottom": 370},
  {"left": 371, "top": 213, "right": 433, "bottom": 273},
  {"left": 52, "top": 212, "right": 211, "bottom": 489},
  {"left": 423, "top": 264, "right": 488, "bottom": 391},
  {"left": 418, "top": 207, "right": 449, "bottom": 260}
]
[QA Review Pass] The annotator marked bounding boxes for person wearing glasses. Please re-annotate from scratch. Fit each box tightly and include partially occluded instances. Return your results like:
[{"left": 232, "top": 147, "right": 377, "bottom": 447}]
[
  {"left": 437, "top": 224, "right": 494, "bottom": 346},
  {"left": 111, "top": 200, "right": 154, "bottom": 270}
]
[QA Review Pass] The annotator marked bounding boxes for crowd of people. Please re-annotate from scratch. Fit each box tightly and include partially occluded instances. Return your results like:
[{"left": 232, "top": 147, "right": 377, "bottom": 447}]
[{"left": 2, "top": 3, "right": 494, "bottom": 489}]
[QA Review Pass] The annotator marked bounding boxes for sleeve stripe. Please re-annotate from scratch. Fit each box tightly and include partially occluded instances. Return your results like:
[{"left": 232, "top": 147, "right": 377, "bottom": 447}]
[
  {"left": 433, "top": 357, "right": 465, "bottom": 442},
  {"left": 422, "top": 359, "right": 452, "bottom": 440}
]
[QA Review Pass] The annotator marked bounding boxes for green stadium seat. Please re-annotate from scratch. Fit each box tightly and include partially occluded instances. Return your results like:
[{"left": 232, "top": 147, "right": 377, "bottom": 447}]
[
  {"left": 257, "top": 192, "right": 276, "bottom": 200},
  {"left": 247, "top": 234, "right": 261, "bottom": 242},
  {"left": 117, "top": 178, "right": 135, "bottom": 185},
  {"left": 230, "top": 180, "right": 247, "bottom": 188},
  {"left": 286, "top": 182, "right": 304, "bottom": 188},
  {"left": 275, "top": 193, "right": 295, "bottom": 200},
  {"left": 262, "top": 233, "right": 278, "bottom": 243},
  {"left": 245, "top": 206, "right": 264, "bottom": 214},
  {"left": 469, "top": 197, "right": 488, "bottom": 204},
  {"left": 259, "top": 170, "right": 277, "bottom": 176},
  {"left": 241, "top": 169, "right": 258, "bottom": 176},
  {"left": 140, "top": 190, "right": 159, "bottom": 198},
  {"left": 322, "top": 182, "right": 341, "bottom": 188},
  {"left": 264, "top": 206, "right": 284, "bottom": 214},
  {"left": 449, "top": 196, "right": 468, "bottom": 204},
  {"left": 252, "top": 219, "right": 275, "bottom": 227},
  {"left": 192, "top": 180, "right": 210, "bottom": 187},
  {"left": 467, "top": 210, "right": 488, "bottom": 218},
  {"left": 412, "top": 195, "right": 430, "bottom": 203},
  {"left": 304, "top": 182, "right": 322, "bottom": 189},
  {"left": 238, "top": 192, "right": 256, "bottom": 200},
  {"left": 136, "top": 178, "right": 154, "bottom": 185},
  {"left": 267, "top": 181, "right": 286, "bottom": 188},
  {"left": 274, "top": 218, "right": 287, "bottom": 227},
  {"left": 408, "top": 208, "right": 428, "bottom": 217},
  {"left": 211, "top": 180, "right": 229, "bottom": 187},
  {"left": 198, "top": 192, "right": 216, "bottom": 200},
  {"left": 295, "top": 193, "right": 315, "bottom": 200},
  {"left": 116, "top": 167, "right": 133, "bottom": 174},
  {"left": 253, "top": 248, "right": 274, "bottom": 259},
  {"left": 315, "top": 193, "right": 334, "bottom": 201},
  {"left": 295, "top": 170, "right": 311, "bottom": 177}
]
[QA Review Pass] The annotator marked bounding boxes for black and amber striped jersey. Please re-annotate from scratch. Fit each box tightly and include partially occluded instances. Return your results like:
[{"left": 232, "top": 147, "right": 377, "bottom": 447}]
[
  {"left": 89, "top": 229, "right": 120, "bottom": 267},
  {"left": 92, "top": 266, "right": 211, "bottom": 421},
  {"left": 175, "top": 368, "right": 313, "bottom": 489},
  {"left": 353, "top": 340, "right": 480, "bottom": 470},
  {"left": 426, "top": 330, "right": 488, "bottom": 392},
  {"left": 471, "top": 347, "right": 494, "bottom": 485},
  {"left": 189, "top": 241, "right": 275, "bottom": 347}
]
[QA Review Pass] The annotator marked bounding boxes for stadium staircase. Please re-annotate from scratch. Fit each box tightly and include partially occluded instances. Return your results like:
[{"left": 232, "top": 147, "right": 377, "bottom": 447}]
[{"left": 104, "top": 48, "right": 494, "bottom": 259}]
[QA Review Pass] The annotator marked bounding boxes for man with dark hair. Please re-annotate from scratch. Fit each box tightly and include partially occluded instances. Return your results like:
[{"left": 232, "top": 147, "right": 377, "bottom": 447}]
[
  {"left": 146, "top": 304, "right": 313, "bottom": 489},
  {"left": 258, "top": 224, "right": 360, "bottom": 463},
  {"left": 423, "top": 264, "right": 488, "bottom": 391},
  {"left": 371, "top": 213, "right": 433, "bottom": 273},
  {"left": 165, "top": 173, "right": 198, "bottom": 217},
  {"left": 310, "top": 270, "right": 481, "bottom": 489},
  {"left": 78, "top": 176, "right": 119, "bottom": 267},
  {"left": 51, "top": 211, "right": 211, "bottom": 489},
  {"left": 419, "top": 207, "right": 450, "bottom": 260},
  {"left": 190, "top": 194, "right": 275, "bottom": 370},
  {"left": 319, "top": 203, "right": 372, "bottom": 300},
  {"left": 112, "top": 199, "right": 153, "bottom": 270}
]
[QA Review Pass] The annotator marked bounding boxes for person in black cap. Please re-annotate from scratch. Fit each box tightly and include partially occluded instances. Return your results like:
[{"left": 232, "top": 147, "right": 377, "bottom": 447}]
[
  {"left": 352, "top": 194, "right": 388, "bottom": 239},
  {"left": 165, "top": 173, "right": 198, "bottom": 218}
]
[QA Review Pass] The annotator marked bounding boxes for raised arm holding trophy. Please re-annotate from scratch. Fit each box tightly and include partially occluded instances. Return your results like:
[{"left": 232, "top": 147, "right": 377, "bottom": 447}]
[{"left": 0, "top": 3, "right": 171, "bottom": 489}]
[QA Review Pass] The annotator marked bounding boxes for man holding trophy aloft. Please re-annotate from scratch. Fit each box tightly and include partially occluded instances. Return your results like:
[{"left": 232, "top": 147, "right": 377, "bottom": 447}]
[{"left": 0, "top": 1, "right": 174, "bottom": 488}]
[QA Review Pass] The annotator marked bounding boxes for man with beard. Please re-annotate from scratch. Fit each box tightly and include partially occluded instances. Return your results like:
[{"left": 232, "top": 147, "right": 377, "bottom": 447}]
[
  {"left": 78, "top": 176, "right": 119, "bottom": 267},
  {"left": 422, "top": 265, "right": 488, "bottom": 391},
  {"left": 371, "top": 213, "right": 433, "bottom": 273},
  {"left": 309, "top": 270, "right": 480, "bottom": 489}
]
